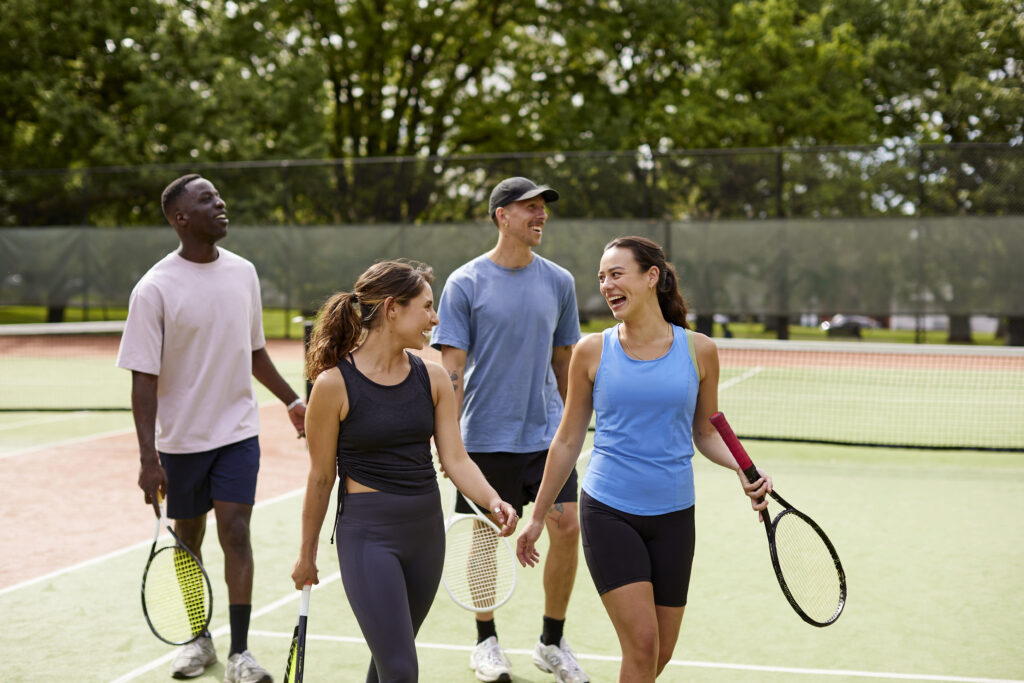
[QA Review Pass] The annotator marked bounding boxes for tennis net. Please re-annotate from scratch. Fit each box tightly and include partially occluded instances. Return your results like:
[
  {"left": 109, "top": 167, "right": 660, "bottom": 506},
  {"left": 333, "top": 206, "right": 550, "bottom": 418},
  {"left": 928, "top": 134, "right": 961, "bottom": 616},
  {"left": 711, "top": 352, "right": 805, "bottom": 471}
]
[
  {"left": 0, "top": 321, "right": 130, "bottom": 411},
  {"left": 3, "top": 322, "right": 1022, "bottom": 451},
  {"left": 715, "top": 338, "right": 1024, "bottom": 451}
]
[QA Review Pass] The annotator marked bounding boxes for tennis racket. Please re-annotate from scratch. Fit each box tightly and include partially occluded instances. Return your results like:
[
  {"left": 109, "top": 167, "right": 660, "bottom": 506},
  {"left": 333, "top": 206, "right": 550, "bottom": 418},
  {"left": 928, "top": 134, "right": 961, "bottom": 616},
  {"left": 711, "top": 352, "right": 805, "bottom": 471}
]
[
  {"left": 283, "top": 584, "right": 311, "bottom": 683},
  {"left": 441, "top": 480, "right": 517, "bottom": 612},
  {"left": 141, "top": 499, "right": 214, "bottom": 644},
  {"left": 710, "top": 412, "right": 847, "bottom": 627}
]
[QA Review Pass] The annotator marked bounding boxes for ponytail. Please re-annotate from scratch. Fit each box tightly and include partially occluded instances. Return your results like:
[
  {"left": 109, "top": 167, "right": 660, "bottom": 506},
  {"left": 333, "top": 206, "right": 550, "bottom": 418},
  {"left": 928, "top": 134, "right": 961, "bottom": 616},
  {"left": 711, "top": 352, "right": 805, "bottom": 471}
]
[
  {"left": 655, "top": 261, "right": 689, "bottom": 329},
  {"left": 306, "top": 292, "right": 363, "bottom": 381}
]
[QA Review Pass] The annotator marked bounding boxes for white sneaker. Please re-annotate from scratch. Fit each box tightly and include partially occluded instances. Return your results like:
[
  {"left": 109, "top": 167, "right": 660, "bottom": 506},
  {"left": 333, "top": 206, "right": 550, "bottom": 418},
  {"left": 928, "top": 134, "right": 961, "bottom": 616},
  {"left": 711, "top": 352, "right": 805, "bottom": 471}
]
[
  {"left": 169, "top": 635, "right": 217, "bottom": 679},
  {"left": 469, "top": 635, "right": 512, "bottom": 682},
  {"left": 224, "top": 650, "right": 273, "bottom": 683},
  {"left": 533, "top": 637, "right": 590, "bottom": 683}
]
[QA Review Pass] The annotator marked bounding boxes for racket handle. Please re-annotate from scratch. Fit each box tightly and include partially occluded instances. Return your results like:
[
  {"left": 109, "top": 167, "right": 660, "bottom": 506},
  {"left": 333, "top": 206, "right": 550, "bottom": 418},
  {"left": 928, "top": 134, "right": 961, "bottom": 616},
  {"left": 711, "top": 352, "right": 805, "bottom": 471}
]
[
  {"left": 299, "top": 584, "right": 311, "bottom": 617},
  {"left": 709, "top": 412, "right": 761, "bottom": 485}
]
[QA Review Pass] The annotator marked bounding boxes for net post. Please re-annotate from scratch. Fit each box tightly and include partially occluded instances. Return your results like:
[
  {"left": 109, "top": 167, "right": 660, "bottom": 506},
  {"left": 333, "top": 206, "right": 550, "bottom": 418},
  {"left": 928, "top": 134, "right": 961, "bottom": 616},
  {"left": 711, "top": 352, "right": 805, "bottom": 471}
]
[{"left": 302, "top": 318, "right": 314, "bottom": 400}]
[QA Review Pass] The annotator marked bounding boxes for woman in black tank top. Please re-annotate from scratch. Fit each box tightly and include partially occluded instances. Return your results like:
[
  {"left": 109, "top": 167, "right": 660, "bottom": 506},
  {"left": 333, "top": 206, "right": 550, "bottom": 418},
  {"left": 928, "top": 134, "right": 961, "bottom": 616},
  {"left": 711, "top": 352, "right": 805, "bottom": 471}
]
[{"left": 291, "top": 260, "right": 519, "bottom": 683}]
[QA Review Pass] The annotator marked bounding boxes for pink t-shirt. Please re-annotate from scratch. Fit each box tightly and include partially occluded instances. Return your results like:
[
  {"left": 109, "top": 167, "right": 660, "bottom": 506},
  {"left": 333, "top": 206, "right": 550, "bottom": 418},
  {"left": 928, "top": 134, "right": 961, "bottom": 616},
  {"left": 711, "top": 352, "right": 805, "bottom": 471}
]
[{"left": 116, "top": 248, "right": 265, "bottom": 453}]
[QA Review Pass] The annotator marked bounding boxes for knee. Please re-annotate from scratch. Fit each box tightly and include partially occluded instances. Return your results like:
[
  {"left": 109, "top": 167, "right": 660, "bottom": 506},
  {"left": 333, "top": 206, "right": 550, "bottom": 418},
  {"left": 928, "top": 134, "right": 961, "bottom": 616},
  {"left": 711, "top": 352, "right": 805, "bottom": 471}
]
[
  {"left": 545, "top": 506, "right": 580, "bottom": 544},
  {"left": 377, "top": 660, "right": 417, "bottom": 683},
  {"left": 626, "top": 631, "right": 659, "bottom": 672},
  {"left": 217, "top": 515, "right": 252, "bottom": 555}
]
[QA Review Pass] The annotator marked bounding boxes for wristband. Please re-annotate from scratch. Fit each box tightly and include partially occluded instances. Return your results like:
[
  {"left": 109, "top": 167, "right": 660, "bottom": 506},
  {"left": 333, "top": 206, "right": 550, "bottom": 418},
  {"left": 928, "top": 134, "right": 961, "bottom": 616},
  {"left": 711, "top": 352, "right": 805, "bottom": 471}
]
[{"left": 287, "top": 397, "right": 305, "bottom": 411}]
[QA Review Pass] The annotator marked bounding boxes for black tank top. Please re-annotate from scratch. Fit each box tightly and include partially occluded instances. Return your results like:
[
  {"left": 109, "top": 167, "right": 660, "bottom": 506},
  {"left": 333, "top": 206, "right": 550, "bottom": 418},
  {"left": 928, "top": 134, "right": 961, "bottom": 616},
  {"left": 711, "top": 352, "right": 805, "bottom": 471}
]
[{"left": 336, "top": 352, "right": 438, "bottom": 495}]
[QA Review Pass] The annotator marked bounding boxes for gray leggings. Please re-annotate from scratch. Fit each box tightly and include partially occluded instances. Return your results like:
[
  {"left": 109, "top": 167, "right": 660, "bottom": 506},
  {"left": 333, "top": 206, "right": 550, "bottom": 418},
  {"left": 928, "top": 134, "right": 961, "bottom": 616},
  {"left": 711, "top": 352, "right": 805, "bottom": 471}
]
[{"left": 336, "top": 488, "right": 445, "bottom": 683}]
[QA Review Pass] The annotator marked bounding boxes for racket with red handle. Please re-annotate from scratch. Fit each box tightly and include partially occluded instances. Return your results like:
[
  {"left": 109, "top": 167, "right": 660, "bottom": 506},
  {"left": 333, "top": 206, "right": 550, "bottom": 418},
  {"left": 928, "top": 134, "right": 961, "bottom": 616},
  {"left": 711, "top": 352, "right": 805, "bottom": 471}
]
[{"left": 711, "top": 411, "right": 847, "bottom": 627}]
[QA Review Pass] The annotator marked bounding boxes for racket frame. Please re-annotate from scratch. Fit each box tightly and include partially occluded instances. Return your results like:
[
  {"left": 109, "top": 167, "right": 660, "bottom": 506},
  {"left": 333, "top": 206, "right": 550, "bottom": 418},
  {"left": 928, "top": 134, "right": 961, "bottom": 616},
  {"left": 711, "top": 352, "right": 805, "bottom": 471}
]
[
  {"left": 283, "top": 584, "right": 311, "bottom": 683},
  {"left": 710, "top": 411, "right": 847, "bottom": 627},
  {"left": 441, "top": 480, "right": 518, "bottom": 613},
  {"left": 141, "top": 501, "right": 214, "bottom": 645}
]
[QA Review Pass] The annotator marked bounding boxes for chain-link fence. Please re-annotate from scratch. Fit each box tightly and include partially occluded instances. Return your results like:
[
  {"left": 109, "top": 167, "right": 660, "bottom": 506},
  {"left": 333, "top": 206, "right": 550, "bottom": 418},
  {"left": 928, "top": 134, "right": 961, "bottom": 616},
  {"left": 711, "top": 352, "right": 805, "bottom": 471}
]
[
  {"left": 1, "top": 144, "right": 1022, "bottom": 342},
  {"left": 1, "top": 144, "right": 1022, "bottom": 227}
]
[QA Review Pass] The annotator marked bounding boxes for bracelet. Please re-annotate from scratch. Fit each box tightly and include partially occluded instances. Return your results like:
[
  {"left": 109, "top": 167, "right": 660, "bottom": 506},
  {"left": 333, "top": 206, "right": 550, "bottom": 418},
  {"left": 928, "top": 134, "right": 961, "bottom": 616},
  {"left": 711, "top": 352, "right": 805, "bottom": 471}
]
[{"left": 286, "top": 397, "right": 305, "bottom": 411}]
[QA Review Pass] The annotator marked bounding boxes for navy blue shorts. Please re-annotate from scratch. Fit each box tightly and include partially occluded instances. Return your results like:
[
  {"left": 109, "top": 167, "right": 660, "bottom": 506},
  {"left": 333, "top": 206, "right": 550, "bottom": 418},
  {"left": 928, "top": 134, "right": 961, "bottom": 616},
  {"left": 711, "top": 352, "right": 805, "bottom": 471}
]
[
  {"left": 159, "top": 436, "right": 261, "bottom": 519},
  {"left": 456, "top": 449, "right": 579, "bottom": 517},
  {"left": 580, "top": 490, "right": 695, "bottom": 607}
]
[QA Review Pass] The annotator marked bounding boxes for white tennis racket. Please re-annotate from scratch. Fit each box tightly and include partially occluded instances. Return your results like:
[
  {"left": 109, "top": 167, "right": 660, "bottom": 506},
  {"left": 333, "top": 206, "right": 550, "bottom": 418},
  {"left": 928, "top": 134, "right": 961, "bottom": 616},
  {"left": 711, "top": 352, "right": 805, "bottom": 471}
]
[{"left": 441, "top": 480, "right": 517, "bottom": 612}]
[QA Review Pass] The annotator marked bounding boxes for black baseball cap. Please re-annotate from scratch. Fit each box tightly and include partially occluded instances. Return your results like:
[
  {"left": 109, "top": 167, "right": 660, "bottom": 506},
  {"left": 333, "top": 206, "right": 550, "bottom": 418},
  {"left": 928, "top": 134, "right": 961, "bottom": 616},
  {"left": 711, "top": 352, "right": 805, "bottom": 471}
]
[{"left": 488, "top": 177, "right": 560, "bottom": 218}]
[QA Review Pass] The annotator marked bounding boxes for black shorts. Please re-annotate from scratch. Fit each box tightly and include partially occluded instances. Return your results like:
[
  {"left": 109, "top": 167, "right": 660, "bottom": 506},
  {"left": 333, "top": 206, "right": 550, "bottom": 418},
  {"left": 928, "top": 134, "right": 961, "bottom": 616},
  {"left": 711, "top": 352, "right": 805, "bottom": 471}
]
[
  {"left": 159, "top": 436, "right": 261, "bottom": 519},
  {"left": 456, "top": 449, "right": 579, "bottom": 517},
  {"left": 580, "top": 490, "right": 695, "bottom": 607}
]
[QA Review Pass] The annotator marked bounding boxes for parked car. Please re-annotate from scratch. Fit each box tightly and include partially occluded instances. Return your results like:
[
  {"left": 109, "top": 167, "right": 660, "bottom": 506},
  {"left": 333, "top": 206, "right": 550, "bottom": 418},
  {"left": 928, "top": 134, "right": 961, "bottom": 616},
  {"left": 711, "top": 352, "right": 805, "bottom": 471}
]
[{"left": 820, "top": 314, "right": 882, "bottom": 338}]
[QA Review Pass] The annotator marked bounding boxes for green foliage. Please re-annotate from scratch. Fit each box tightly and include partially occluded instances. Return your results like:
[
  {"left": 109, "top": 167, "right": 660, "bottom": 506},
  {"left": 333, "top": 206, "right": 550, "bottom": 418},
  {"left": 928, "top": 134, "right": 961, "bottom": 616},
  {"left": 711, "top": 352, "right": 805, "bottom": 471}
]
[{"left": 1, "top": 0, "right": 1021, "bottom": 226}]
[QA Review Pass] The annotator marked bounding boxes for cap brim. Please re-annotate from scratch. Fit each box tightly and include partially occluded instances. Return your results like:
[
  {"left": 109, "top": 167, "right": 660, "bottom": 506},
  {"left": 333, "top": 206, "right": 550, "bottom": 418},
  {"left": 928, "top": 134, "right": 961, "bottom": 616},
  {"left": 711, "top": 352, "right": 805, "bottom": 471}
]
[{"left": 516, "top": 186, "right": 560, "bottom": 204}]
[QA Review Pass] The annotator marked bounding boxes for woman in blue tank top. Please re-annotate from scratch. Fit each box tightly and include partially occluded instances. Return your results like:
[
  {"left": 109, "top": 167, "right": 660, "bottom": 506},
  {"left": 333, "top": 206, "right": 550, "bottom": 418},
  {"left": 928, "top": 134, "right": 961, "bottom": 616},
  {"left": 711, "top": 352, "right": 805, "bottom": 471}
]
[
  {"left": 516, "top": 237, "right": 773, "bottom": 682},
  {"left": 291, "top": 260, "right": 519, "bottom": 683}
]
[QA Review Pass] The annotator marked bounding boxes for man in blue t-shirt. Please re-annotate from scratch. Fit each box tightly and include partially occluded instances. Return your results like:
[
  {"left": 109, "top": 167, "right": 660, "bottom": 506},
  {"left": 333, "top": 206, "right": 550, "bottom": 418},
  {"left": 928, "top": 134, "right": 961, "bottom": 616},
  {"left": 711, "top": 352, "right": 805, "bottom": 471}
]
[{"left": 432, "top": 177, "right": 588, "bottom": 683}]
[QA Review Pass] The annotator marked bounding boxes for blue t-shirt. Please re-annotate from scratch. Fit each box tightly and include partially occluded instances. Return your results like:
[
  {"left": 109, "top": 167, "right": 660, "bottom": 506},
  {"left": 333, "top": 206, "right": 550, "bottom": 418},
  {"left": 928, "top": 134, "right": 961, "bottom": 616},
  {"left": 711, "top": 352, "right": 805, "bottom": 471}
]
[
  {"left": 583, "top": 324, "right": 700, "bottom": 515},
  {"left": 431, "top": 253, "right": 581, "bottom": 453}
]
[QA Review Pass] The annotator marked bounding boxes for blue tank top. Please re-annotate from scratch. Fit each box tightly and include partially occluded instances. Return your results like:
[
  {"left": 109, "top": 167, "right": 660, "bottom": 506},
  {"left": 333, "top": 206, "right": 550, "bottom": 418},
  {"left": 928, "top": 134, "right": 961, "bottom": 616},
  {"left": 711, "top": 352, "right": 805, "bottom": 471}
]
[
  {"left": 336, "top": 352, "right": 438, "bottom": 496},
  {"left": 582, "top": 324, "right": 700, "bottom": 515}
]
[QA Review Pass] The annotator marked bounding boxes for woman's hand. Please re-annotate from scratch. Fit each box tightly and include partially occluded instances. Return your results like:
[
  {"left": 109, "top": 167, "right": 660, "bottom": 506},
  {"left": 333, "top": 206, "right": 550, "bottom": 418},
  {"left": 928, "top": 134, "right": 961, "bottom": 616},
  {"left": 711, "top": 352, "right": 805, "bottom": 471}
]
[
  {"left": 490, "top": 500, "right": 519, "bottom": 537},
  {"left": 515, "top": 517, "right": 545, "bottom": 567},
  {"left": 738, "top": 466, "right": 773, "bottom": 516},
  {"left": 291, "top": 556, "right": 319, "bottom": 590}
]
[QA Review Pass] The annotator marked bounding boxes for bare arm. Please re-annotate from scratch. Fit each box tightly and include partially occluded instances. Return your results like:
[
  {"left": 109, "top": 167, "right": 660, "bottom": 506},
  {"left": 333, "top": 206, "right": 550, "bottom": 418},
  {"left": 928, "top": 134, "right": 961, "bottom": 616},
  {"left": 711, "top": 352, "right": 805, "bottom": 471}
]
[
  {"left": 291, "top": 369, "right": 344, "bottom": 588},
  {"left": 131, "top": 371, "right": 165, "bottom": 510},
  {"left": 551, "top": 344, "right": 574, "bottom": 404},
  {"left": 439, "top": 345, "right": 468, "bottom": 420},
  {"left": 252, "top": 346, "right": 305, "bottom": 437},
  {"left": 689, "top": 333, "right": 771, "bottom": 511},
  {"left": 428, "top": 362, "right": 517, "bottom": 535},
  {"left": 517, "top": 334, "right": 600, "bottom": 566}
]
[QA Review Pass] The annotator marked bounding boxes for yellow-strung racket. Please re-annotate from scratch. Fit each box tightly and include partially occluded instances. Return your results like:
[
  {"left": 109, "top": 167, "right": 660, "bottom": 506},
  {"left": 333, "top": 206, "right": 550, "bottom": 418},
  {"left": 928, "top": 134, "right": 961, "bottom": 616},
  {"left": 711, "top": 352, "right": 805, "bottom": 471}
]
[
  {"left": 140, "top": 499, "right": 213, "bottom": 645},
  {"left": 283, "top": 585, "right": 311, "bottom": 682}
]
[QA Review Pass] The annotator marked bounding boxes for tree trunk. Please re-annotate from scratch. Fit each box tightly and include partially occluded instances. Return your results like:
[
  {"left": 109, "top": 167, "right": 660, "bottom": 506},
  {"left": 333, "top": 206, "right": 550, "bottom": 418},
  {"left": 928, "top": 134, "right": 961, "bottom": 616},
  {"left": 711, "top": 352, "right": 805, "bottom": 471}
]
[
  {"left": 695, "top": 314, "right": 713, "bottom": 336},
  {"left": 775, "top": 314, "right": 789, "bottom": 340},
  {"left": 1008, "top": 317, "right": 1024, "bottom": 346},
  {"left": 946, "top": 314, "right": 973, "bottom": 343}
]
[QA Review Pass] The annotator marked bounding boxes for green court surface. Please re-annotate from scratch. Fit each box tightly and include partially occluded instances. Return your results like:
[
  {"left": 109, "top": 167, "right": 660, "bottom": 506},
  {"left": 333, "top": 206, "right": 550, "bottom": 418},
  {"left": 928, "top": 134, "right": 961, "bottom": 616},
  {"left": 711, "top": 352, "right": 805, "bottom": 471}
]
[{"left": 1, "top": 435, "right": 1022, "bottom": 682}]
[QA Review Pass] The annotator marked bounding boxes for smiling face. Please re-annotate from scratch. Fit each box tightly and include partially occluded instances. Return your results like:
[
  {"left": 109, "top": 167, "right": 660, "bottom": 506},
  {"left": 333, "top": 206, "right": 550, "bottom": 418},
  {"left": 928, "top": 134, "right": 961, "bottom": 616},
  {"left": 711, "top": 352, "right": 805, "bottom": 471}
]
[
  {"left": 390, "top": 281, "right": 439, "bottom": 349},
  {"left": 598, "top": 246, "right": 660, "bottom": 320},
  {"left": 495, "top": 196, "right": 548, "bottom": 248},
  {"left": 173, "top": 178, "right": 228, "bottom": 245}
]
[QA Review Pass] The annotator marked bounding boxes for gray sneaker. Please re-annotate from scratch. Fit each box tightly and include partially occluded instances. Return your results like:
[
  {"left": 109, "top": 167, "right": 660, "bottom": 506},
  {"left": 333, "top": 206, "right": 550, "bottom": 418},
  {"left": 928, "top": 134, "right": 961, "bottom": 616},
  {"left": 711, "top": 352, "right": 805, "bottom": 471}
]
[
  {"left": 533, "top": 637, "right": 589, "bottom": 683},
  {"left": 225, "top": 650, "right": 273, "bottom": 683},
  {"left": 170, "top": 635, "right": 217, "bottom": 679},
  {"left": 469, "top": 635, "right": 512, "bottom": 682}
]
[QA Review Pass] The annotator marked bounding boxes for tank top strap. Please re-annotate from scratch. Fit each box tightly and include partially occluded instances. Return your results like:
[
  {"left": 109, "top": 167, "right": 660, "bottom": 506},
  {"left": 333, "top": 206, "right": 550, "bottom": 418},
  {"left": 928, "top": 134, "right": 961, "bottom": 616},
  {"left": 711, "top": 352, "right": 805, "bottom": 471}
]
[
  {"left": 683, "top": 327, "right": 699, "bottom": 381},
  {"left": 405, "top": 352, "right": 433, "bottom": 395}
]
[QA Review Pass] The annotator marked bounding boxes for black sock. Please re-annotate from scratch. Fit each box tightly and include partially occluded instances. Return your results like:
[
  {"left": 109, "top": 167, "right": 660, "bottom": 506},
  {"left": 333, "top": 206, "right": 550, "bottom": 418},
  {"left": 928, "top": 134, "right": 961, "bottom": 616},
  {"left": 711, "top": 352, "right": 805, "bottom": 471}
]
[
  {"left": 541, "top": 616, "right": 564, "bottom": 646},
  {"left": 476, "top": 618, "right": 497, "bottom": 644},
  {"left": 229, "top": 604, "right": 251, "bottom": 656}
]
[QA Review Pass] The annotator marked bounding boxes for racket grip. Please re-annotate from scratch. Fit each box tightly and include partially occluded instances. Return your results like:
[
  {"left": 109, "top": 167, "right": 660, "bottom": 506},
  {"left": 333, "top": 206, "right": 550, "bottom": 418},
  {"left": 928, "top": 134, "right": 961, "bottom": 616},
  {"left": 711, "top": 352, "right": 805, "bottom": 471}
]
[{"left": 709, "top": 412, "right": 760, "bottom": 485}]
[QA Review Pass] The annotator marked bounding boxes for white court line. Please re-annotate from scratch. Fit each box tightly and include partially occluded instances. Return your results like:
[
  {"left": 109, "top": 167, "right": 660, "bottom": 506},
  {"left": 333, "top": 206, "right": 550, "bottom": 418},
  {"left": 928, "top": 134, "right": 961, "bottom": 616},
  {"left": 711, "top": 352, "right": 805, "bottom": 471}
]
[
  {"left": 0, "top": 412, "right": 102, "bottom": 432},
  {"left": 0, "top": 399, "right": 289, "bottom": 460},
  {"left": 238, "top": 631, "right": 1022, "bottom": 683},
  {"left": 0, "top": 427, "right": 136, "bottom": 460},
  {"left": 108, "top": 573, "right": 343, "bottom": 683},
  {"left": 0, "top": 488, "right": 304, "bottom": 599},
  {"left": 720, "top": 365, "right": 764, "bottom": 391}
]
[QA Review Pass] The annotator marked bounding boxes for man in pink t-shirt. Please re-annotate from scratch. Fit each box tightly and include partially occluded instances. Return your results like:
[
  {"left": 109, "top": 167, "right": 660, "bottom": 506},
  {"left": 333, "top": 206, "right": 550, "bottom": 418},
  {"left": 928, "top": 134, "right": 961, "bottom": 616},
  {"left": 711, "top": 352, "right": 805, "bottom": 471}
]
[{"left": 117, "top": 174, "right": 304, "bottom": 683}]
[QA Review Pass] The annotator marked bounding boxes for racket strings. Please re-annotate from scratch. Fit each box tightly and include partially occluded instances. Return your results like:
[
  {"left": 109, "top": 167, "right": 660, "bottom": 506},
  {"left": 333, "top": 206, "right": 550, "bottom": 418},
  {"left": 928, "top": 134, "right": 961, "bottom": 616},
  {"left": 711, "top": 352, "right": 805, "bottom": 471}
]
[
  {"left": 443, "top": 518, "right": 515, "bottom": 610},
  {"left": 773, "top": 513, "right": 844, "bottom": 623},
  {"left": 143, "top": 545, "right": 211, "bottom": 643}
]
